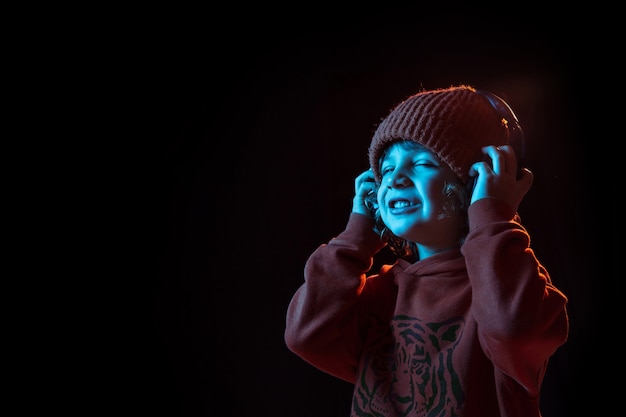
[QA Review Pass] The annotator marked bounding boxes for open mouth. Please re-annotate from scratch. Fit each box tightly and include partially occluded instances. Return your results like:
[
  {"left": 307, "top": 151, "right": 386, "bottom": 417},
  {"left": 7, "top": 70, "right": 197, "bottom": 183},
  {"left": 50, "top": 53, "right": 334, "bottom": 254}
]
[{"left": 389, "top": 199, "right": 418, "bottom": 209}]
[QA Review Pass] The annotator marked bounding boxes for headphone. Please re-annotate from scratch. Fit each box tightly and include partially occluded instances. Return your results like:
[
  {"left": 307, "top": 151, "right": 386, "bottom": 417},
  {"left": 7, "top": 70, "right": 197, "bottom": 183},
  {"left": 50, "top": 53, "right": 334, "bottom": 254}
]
[{"left": 476, "top": 90, "right": 526, "bottom": 179}]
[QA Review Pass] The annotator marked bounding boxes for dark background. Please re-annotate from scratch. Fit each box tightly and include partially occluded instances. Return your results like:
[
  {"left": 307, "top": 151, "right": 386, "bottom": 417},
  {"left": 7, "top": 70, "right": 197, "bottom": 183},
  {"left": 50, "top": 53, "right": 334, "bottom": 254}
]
[{"left": 134, "top": 7, "right": 611, "bottom": 417}]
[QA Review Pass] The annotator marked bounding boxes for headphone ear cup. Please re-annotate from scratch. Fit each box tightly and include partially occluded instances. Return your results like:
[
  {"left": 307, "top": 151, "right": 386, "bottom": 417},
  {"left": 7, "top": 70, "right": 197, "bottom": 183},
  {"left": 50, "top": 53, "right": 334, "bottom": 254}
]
[{"left": 476, "top": 90, "right": 525, "bottom": 179}]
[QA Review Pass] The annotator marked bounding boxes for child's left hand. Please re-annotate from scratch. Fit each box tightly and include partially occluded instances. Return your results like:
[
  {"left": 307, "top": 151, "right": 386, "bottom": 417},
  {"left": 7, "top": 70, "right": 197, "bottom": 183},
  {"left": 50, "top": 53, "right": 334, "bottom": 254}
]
[{"left": 468, "top": 145, "right": 533, "bottom": 211}]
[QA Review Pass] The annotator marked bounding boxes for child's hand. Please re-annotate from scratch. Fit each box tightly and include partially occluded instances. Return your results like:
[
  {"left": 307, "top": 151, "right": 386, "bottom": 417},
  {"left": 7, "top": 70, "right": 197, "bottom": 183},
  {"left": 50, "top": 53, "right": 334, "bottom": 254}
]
[
  {"left": 468, "top": 145, "right": 533, "bottom": 211},
  {"left": 352, "top": 169, "right": 378, "bottom": 217}
]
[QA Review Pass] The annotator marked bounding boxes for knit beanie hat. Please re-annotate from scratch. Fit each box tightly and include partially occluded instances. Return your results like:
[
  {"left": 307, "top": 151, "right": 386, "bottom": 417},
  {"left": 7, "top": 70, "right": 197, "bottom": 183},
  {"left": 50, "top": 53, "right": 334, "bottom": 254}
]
[{"left": 368, "top": 85, "right": 511, "bottom": 183}]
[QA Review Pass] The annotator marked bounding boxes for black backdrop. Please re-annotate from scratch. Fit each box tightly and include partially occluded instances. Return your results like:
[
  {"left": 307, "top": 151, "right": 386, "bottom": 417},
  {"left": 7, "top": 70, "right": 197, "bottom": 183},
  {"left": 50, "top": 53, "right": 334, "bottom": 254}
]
[{"left": 136, "top": 8, "right": 609, "bottom": 417}]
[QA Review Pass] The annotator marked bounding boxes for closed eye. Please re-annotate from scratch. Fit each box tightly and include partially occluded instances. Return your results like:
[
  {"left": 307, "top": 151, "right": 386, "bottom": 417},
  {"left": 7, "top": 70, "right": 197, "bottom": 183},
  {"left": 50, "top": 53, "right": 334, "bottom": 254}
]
[
  {"left": 381, "top": 165, "right": 394, "bottom": 175},
  {"left": 381, "top": 161, "right": 439, "bottom": 177},
  {"left": 414, "top": 161, "right": 438, "bottom": 168}
]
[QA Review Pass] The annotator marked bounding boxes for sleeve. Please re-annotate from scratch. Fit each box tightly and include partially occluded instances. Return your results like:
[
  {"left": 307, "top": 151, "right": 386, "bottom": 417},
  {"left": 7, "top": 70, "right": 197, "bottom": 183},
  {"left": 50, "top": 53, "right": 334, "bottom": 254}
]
[
  {"left": 284, "top": 212, "right": 387, "bottom": 383},
  {"left": 461, "top": 198, "right": 569, "bottom": 396}
]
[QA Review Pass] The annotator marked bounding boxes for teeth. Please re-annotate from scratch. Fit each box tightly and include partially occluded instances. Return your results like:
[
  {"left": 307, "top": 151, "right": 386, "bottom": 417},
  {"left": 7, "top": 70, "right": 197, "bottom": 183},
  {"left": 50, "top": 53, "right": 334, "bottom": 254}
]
[{"left": 392, "top": 200, "right": 412, "bottom": 208}]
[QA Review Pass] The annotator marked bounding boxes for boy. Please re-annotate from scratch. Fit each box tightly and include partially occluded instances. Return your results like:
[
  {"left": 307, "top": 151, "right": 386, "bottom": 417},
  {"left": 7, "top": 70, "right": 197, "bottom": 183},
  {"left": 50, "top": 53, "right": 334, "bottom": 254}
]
[{"left": 284, "top": 85, "right": 569, "bottom": 416}]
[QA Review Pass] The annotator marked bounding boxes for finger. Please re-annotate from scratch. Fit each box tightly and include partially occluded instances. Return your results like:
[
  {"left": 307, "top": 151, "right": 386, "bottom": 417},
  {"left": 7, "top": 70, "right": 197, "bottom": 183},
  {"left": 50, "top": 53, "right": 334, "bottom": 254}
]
[
  {"left": 355, "top": 170, "right": 378, "bottom": 194},
  {"left": 357, "top": 169, "right": 376, "bottom": 183},
  {"left": 498, "top": 145, "right": 518, "bottom": 175},
  {"left": 518, "top": 167, "right": 534, "bottom": 191},
  {"left": 469, "top": 160, "right": 489, "bottom": 178},
  {"left": 484, "top": 145, "right": 505, "bottom": 174}
]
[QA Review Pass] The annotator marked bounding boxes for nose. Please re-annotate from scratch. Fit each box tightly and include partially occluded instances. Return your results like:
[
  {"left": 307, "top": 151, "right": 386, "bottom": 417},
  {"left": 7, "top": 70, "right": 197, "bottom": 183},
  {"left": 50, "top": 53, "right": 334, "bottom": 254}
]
[{"left": 385, "top": 167, "right": 411, "bottom": 188}]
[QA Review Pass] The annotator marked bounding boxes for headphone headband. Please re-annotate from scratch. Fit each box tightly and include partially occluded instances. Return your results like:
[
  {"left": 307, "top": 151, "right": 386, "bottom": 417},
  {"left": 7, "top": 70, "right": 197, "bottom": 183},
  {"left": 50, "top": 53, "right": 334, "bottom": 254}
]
[{"left": 477, "top": 90, "right": 525, "bottom": 178}]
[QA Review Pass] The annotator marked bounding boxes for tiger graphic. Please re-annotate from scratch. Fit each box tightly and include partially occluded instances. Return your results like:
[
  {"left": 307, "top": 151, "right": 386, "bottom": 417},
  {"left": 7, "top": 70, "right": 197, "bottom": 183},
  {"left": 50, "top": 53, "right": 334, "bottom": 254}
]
[{"left": 353, "top": 315, "right": 465, "bottom": 417}]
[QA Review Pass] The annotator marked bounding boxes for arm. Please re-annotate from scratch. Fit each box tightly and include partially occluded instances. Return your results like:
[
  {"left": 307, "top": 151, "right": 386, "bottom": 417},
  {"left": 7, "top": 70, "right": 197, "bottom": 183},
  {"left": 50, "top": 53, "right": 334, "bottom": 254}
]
[
  {"left": 285, "top": 169, "right": 386, "bottom": 382},
  {"left": 284, "top": 213, "right": 386, "bottom": 383},
  {"left": 462, "top": 192, "right": 569, "bottom": 396}
]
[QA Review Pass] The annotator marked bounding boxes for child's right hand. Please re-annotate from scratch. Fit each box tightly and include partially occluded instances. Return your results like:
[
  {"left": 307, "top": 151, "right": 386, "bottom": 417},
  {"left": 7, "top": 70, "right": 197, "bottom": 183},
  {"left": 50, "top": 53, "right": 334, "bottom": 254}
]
[{"left": 352, "top": 169, "right": 379, "bottom": 218}]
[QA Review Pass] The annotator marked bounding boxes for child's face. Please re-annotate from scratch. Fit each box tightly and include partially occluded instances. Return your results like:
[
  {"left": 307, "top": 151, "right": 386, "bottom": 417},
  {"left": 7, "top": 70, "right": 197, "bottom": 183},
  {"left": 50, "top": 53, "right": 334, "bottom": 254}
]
[{"left": 377, "top": 142, "right": 464, "bottom": 252}]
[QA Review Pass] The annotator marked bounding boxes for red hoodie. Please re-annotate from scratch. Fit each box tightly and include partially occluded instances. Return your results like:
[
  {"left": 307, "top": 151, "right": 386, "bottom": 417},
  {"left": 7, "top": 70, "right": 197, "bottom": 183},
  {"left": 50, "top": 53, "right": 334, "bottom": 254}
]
[{"left": 285, "top": 198, "right": 569, "bottom": 417}]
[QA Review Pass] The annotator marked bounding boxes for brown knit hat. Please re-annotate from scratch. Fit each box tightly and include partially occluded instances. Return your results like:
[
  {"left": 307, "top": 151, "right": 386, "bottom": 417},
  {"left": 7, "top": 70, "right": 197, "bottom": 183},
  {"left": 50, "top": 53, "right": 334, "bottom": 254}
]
[{"left": 368, "top": 85, "right": 511, "bottom": 183}]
